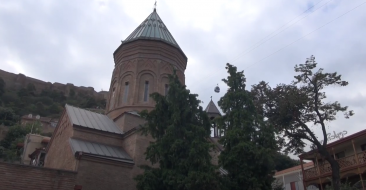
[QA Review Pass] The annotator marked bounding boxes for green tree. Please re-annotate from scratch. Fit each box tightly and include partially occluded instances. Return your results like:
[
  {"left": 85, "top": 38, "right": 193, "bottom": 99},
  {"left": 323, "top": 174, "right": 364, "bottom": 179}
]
[
  {"left": 0, "top": 123, "right": 41, "bottom": 161},
  {"left": 274, "top": 152, "right": 300, "bottom": 171},
  {"left": 217, "top": 63, "right": 276, "bottom": 190},
  {"left": 26, "top": 83, "right": 36, "bottom": 96},
  {"left": 83, "top": 97, "right": 97, "bottom": 108},
  {"left": 0, "top": 107, "right": 19, "bottom": 126},
  {"left": 135, "top": 71, "right": 219, "bottom": 190},
  {"left": 251, "top": 56, "right": 353, "bottom": 190},
  {"left": 69, "top": 89, "right": 76, "bottom": 97},
  {"left": 48, "top": 103, "right": 61, "bottom": 114}
]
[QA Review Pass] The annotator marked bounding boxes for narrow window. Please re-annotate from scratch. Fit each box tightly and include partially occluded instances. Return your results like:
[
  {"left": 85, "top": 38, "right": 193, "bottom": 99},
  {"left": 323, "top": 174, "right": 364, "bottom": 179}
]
[
  {"left": 123, "top": 82, "right": 129, "bottom": 103},
  {"left": 143, "top": 81, "right": 149, "bottom": 102},
  {"left": 164, "top": 84, "right": 169, "bottom": 96},
  {"left": 110, "top": 87, "right": 116, "bottom": 109}
]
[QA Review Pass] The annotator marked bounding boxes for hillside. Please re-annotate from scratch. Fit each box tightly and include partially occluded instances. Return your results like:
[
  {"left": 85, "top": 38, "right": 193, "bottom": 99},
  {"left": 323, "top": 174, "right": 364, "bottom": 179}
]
[{"left": 0, "top": 69, "right": 109, "bottom": 122}]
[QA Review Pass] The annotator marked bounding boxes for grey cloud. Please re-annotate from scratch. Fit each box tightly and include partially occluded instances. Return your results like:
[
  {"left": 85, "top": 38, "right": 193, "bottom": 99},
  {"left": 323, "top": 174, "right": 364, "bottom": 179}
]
[{"left": 1, "top": 0, "right": 366, "bottom": 156}]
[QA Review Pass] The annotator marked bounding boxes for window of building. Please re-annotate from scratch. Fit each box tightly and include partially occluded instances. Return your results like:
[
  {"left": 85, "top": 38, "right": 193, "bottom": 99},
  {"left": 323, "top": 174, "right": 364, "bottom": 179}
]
[
  {"left": 110, "top": 87, "right": 116, "bottom": 109},
  {"left": 123, "top": 82, "right": 129, "bottom": 103},
  {"left": 164, "top": 84, "right": 169, "bottom": 96},
  {"left": 335, "top": 151, "right": 345, "bottom": 159},
  {"left": 290, "top": 181, "right": 299, "bottom": 190},
  {"left": 144, "top": 81, "right": 149, "bottom": 102}
]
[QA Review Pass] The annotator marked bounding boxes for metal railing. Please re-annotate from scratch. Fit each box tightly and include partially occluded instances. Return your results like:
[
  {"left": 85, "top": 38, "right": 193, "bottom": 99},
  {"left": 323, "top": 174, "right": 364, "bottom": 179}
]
[{"left": 303, "top": 151, "right": 366, "bottom": 180}]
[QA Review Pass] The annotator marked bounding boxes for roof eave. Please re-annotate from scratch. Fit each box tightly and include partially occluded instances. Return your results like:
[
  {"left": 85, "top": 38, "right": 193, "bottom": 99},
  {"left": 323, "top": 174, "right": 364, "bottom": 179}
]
[{"left": 113, "top": 38, "right": 187, "bottom": 60}]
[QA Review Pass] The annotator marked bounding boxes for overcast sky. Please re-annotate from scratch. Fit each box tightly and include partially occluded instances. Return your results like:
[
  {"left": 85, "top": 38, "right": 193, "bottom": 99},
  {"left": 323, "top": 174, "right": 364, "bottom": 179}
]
[{"left": 1, "top": 0, "right": 365, "bottom": 156}]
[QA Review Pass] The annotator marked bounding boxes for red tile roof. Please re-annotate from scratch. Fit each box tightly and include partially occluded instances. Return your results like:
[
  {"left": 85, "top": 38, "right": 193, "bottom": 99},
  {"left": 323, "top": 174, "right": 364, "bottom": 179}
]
[{"left": 275, "top": 162, "right": 314, "bottom": 176}]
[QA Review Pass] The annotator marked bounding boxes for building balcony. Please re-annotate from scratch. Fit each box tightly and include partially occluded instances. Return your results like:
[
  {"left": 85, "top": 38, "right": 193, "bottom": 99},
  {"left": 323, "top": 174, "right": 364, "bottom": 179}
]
[
  {"left": 299, "top": 129, "right": 366, "bottom": 189},
  {"left": 303, "top": 151, "right": 366, "bottom": 181}
]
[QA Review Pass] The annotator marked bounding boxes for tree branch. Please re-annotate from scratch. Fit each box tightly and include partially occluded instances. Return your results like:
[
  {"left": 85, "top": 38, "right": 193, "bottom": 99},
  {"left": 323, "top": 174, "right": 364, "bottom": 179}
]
[
  {"left": 313, "top": 80, "right": 328, "bottom": 146},
  {"left": 296, "top": 118, "right": 321, "bottom": 147}
]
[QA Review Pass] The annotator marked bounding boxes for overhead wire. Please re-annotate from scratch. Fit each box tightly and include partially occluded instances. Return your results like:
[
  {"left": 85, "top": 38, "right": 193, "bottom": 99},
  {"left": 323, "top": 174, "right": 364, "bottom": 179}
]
[
  {"left": 229, "top": 0, "right": 332, "bottom": 64},
  {"left": 244, "top": 1, "right": 366, "bottom": 70},
  {"left": 196, "top": 1, "right": 365, "bottom": 92}
]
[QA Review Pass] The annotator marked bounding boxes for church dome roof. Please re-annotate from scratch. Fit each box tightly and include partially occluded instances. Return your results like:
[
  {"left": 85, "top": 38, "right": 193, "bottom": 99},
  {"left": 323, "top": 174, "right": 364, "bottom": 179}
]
[
  {"left": 205, "top": 99, "right": 221, "bottom": 116},
  {"left": 123, "top": 9, "right": 181, "bottom": 49}
]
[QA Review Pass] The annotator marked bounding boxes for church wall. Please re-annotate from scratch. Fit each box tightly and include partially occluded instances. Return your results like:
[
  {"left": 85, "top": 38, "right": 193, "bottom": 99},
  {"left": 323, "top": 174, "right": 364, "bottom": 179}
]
[
  {"left": 209, "top": 147, "right": 220, "bottom": 166},
  {"left": 72, "top": 128, "right": 123, "bottom": 147},
  {"left": 115, "top": 113, "right": 146, "bottom": 133},
  {"left": 45, "top": 111, "right": 77, "bottom": 171},
  {"left": 75, "top": 159, "right": 134, "bottom": 190},
  {"left": 106, "top": 40, "right": 187, "bottom": 119},
  {"left": 122, "top": 132, "right": 137, "bottom": 162},
  {"left": 130, "top": 133, "right": 156, "bottom": 178},
  {"left": 114, "top": 40, "right": 187, "bottom": 72}
]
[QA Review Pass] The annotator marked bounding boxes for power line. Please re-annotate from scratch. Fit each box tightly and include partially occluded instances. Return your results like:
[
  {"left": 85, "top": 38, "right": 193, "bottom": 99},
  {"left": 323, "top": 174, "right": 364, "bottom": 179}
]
[
  {"left": 229, "top": 0, "right": 333, "bottom": 63},
  {"left": 244, "top": 1, "right": 366, "bottom": 70},
  {"left": 194, "top": 1, "right": 365, "bottom": 91}
]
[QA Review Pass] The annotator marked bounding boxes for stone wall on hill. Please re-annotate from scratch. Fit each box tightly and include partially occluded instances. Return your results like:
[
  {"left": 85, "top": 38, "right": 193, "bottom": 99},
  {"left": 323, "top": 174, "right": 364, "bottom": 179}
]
[{"left": 0, "top": 69, "right": 108, "bottom": 100}]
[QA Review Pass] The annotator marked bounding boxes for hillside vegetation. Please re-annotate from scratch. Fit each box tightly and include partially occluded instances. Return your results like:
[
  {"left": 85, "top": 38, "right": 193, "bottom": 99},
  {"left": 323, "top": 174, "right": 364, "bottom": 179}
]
[{"left": 0, "top": 76, "right": 106, "bottom": 122}]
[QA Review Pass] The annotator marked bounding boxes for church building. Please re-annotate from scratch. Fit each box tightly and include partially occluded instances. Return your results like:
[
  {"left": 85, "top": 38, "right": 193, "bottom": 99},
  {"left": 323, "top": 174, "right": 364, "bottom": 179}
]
[{"left": 44, "top": 8, "right": 222, "bottom": 190}]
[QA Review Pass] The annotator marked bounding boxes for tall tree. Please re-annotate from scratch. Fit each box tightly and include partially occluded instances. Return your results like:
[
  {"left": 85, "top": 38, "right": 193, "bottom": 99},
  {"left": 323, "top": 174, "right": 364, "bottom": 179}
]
[
  {"left": 251, "top": 56, "right": 353, "bottom": 190},
  {"left": 217, "top": 63, "right": 276, "bottom": 190},
  {"left": 0, "top": 107, "right": 19, "bottom": 126},
  {"left": 135, "top": 71, "right": 218, "bottom": 190},
  {"left": 0, "top": 123, "right": 41, "bottom": 162},
  {"left": 274, "top": 152, "right": 300, "bottom": 171}
]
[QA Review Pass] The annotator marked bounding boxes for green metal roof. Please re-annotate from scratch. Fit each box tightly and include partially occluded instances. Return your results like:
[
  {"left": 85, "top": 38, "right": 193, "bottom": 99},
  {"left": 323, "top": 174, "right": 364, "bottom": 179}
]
[{"left": 123, "top": 9, "right": 180, "bottom": 48}]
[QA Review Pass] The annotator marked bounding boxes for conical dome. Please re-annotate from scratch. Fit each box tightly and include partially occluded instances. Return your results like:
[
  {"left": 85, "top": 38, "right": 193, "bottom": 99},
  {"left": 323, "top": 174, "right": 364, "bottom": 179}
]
[{"left": 123, "top": 9, "right": 181, "bottom": 49}]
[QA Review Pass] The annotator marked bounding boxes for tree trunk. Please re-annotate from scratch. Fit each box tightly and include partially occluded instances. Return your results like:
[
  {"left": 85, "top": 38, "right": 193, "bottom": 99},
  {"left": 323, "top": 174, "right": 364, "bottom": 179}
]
[{"left": 319, "top": 147, "right": 341, "bottom": 190}]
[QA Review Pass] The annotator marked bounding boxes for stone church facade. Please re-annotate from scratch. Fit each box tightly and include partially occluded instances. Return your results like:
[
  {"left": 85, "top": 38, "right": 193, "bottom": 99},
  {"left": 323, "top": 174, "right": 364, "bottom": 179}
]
[{"left": 45, "top": 8, "right": 222, "bottom": 190}]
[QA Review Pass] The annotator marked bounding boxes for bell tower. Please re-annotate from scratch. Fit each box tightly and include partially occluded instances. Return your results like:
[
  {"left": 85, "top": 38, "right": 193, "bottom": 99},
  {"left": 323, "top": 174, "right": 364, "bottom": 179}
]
[
  {"left": 106, "top": 8, "right": 188, "bottom": 119},
  {"left": 205, "top": 98, "right": 222, "bottom": 137}
]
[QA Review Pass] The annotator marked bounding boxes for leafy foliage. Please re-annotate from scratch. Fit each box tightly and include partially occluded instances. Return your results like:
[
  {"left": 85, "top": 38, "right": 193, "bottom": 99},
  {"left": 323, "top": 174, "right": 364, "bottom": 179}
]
[
  {"left": 0, "top": 107, "right": 19, "bottom": 126},
  {"left": 217, "top": 63, "right": 277, "bottom": 190},
  {"left": 135, "top": 71, "right": 219, "bottom": 190},
  {"left": 272, "top": 179, "right": 284, "bottom": 190},
  {"left": 324, "top": 181, "right": 358, "bottom": 190},
  {"left": 274, "top": 152, "right": 300, "bottom": 171},
  {"left": 0, "top": 79, "right": 106, "bottom": 121},
  {"left": 0, "top": 123, "right": 41, "bottom": 162},
  {"left": 250, "top": 56, "right": 353, "bottom": 190}
]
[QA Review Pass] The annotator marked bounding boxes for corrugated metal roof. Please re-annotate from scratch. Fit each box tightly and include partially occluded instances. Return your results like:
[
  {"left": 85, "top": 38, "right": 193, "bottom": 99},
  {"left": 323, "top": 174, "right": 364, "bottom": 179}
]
[
  {"left": 65, "top": 104, "right": 122, "bottom": 134},
  {"left": 123, "top": 9, "right": 181, "bottom": 49},
  {"left": 205, "top": 100, "right": 221, "bottom": 115},
  {"left": 69, "top": 138, "right": 133, "bottom": 163}
]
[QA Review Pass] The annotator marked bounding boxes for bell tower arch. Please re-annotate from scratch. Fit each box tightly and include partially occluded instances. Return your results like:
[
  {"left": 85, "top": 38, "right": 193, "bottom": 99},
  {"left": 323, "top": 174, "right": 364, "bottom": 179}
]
[{"left": 106, "top": 9, "right": 188, "bottom": 119}]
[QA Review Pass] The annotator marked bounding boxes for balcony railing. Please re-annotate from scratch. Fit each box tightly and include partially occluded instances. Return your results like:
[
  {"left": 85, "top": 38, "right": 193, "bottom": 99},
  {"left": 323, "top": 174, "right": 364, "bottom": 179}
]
[{"left": 303, "top": 151, "right": 366, "bottom": 180}]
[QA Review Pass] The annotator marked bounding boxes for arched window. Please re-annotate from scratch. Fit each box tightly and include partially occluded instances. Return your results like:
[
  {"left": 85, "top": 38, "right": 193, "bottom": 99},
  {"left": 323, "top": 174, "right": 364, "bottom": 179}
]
[
  {"left": 123, "top": 82, "right": 129, "bottom": 103},
  {"left": 110, "top": 87, "right": 116, "bottom": 110},
  {"left": 164, "top": 84, "right": 169, "bottom": 96},
  {"left": 143, "top": 81, "right": 149, "bottom": 102}
]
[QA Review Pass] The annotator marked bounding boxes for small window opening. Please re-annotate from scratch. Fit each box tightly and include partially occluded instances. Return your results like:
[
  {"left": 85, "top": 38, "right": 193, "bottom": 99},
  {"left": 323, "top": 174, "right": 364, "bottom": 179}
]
[
  {"left": 123, "top": 82, "right": 129, "bottom": 103},
  {"left": 110, "top": 87, "right": 116, "bottom": 109},
  {"left": 144, "top": 81, "right": 149, "bottom": 102},
  {"left": 164, "top": 84, "right": 169, "bottom": 96}
]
